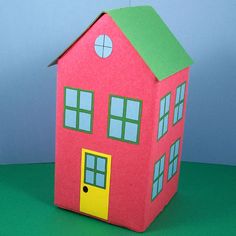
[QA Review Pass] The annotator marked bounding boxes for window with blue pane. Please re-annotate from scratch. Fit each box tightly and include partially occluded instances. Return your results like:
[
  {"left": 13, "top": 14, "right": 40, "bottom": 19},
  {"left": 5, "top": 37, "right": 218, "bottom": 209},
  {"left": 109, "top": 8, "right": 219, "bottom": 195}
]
[
  {"left": 157, "top": 93, "right": 171, "bottom": 140},
  {"left": 108, "top": 95, "right": 142, "bottom": 144},
  {"left": 94, "top": 34, "right": 113, "bottom": 58},
  {"left": 64, "top": 87, "right": 94, "bottom": 133},
  {"left": 168, "top": 139, "right": 180, "bottom": 180},
  {"left": 152, "top": 155, "right": 165, "bottom": 200},
  {"left": 84, "top": 153, "right": 107, "bottom": 189},
  {"left": 173, "top": 82, "right": 186, "bottom": 124}
]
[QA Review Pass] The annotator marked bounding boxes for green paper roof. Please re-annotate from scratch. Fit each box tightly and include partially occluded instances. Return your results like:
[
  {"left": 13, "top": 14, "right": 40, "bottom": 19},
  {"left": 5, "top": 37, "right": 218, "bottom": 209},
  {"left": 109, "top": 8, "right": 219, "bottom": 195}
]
[
  {"left": 107, "top": 6, "right": 193, "bottom": 80},
  {"left": 49, "top": 6, "right": 193, "bottom": 81}
]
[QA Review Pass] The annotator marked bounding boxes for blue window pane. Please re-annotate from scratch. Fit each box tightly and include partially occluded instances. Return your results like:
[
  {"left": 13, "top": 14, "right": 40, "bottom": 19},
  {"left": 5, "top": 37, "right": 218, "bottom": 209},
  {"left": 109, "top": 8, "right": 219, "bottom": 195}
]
[
  {"left": 160, "top": 157, "right": 165, "bottom": 173},
  {"left": 165, "top": 94, "right": 170, "bottom": 113},
  {"left": 79, "top": 112, "right": 91, "bottom": 131},
  {"left": 158, "top": 119, "right": 163, "bottom": 139},
  {"left": 124, "top": 122, "right": 138, "bottom": 142},
  {"left": 86, "top": 154, "right": 95, "bottom": 169},
  {"left": 168, "top": 163, "right": 173, "bottom": 180},
  {"left": 94, "top": 45, "right": 103, "bottom": 58},
  {"left": 126, "top": 100, "right": 140, "bottom": 120},
  {"left": 160, "top": 98, "right": 165, "bottom": 117},
  {"left": 154, "top": 161, "right": 160, "bottom": 180},
  {"left": 178, "top": 102, "right": 183, "bottom": 120},
  {"left": 65, "top": 88, "right": 77, "bottom": 108},
  {"left": 85, "top": 170, "right": 94, "bottom": 184},
  {"left": 80, "top": 91, "right": 92, "bottom": 111},
  {"left": 95, "top": 34, "right": 104, "bottom": 46},
  {"left": 96, "top": 173, "right": 105, "bottom": 188},
  {"left": 170, "top": 145, "right": 175, "bottom": 161},
  {"left": 180, "top": 83, "right": 186, "bottom": 101},
  {"left": 65, "top": 109, "right": 77, "bottom": 128},
  {"left": 175, "top": 87, "right": 181, "bottom": 104},
  {"left": 173, "top": 159, "right": 178, "bottom": 174},
  {"left": 103, "top": 47, "right": 112, "bottom": 58},
  {"left": 152, "top": 180, "right": 158, "bottom": 199},
  {"left": 158, "top": 175, "right": 163, "bottom": 193},
  {"left": 109, "top": 118, "right": 122, "bottom": 138},
  {"left": 104, "top": 35, "right": 112, "bottom": 48},
  {"left": 175, "top": 140, "right": 180, "bottom": 156},
  {"left": 97, "top": 158, "right": 106, "bottom": 172},
  {"left": 173, "top": 107, "right": 178, "bottom": 124},
  {"left": 163, "top": 115, "right": 168, "bottom": 134},
  {"left": 110, "top": 97, "right": 124, "bottom": 117},
  {"left": 95, "top": 35, "right": 113, "bottom": 58}
]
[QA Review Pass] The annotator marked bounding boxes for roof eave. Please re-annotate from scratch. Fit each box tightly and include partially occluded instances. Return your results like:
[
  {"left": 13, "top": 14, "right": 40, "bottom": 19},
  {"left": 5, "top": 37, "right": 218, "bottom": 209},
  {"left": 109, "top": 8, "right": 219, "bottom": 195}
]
[{"left": 48, "top": 12, "right": 106, "bottom": 67}]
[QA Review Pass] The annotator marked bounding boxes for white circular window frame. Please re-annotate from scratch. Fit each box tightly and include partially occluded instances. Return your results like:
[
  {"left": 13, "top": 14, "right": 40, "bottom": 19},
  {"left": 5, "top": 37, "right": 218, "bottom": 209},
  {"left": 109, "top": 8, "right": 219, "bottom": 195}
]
[{"left": 94, "top": 34, "right": 113, "bottom": 58}]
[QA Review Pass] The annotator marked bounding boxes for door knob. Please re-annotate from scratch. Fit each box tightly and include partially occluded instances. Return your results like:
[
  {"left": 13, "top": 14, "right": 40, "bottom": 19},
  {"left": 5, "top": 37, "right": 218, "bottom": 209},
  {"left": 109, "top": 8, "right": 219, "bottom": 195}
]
[{"left": 83, "top": 186, "right": 88, "bottom": 193}]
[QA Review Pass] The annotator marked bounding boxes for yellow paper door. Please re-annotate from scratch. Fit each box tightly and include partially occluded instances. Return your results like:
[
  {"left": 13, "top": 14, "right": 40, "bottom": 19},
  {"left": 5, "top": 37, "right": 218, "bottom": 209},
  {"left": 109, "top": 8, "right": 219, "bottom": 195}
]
[{"left": 80, "top": 148, "right": 111, "bottom": 220}]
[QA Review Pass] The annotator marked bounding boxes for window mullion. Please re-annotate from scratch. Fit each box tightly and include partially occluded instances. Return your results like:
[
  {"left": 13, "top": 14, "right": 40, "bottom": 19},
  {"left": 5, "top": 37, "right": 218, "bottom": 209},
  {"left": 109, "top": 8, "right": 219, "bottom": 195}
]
[
  {"left": 179, "top": 86, "right": 183, "bottom": 104},
  {"left": 96, "top": 169, "right": 105, "bottom": 174},
  {"left": 164, "top": 112, "right": 169, "bottom": 134},
  {"left": 163, "top": 97, "right": 166, "bottom": 116},
  {"left": 173, "top": 155, "right": 178, "bottom": 175},
  {"left": 176, "top": 104, "right": 180, "bottom": 122},
  {"left": 161, "top": 116, "right": 165, "bottom": 136},
  {"left": 159, "top": 111, "right": 167, "bottom": 120},
  {"left": 94, "top": 156, "right": 97, "bottom": 185},
  {"left": 125, "top": 117, "right": 139, "bottom": 124},
  {"left": 159, "top": 158, "right": 162, "bottom": 176},
  {"left": 172, "top": 144, "right": 176, "bottom": 175},
  {"left": 176, "top": 99, "right": 183, "bottom": 108},
  {"left": 110, "top": 115, "right": 124, "bottom": 121},
  {"left": 121, "top": 99, "right": 127, "bottom": 141},
  {"left": 101, "top": 34, "right": 105, "bottom": 58},
  {"left": 86, "top": 167, "right": 95, "bottom": 172},
  {"left": 65, "top": 106, "right": 77, "bottom": 111},
  {"left": 177, "top": 87, "right": 181, "bottom": 105},
  {"left": 78, "top": 108, "right": 92, "bottom": 114},
  {"left": 76, "top": 89, "right": 80, "bottom": 130}
]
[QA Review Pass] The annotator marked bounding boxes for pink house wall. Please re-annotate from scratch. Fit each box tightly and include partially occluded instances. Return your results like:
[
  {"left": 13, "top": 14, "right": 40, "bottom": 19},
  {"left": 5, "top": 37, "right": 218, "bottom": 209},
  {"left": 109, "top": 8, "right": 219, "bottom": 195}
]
[
  {"left": 55, "top": 14, "right": 158, "bottom": 232},
  {"left": 54, "top": 12, "right": 190, "bottom": 232},
  {"left": 145, "top": 67, "right": 190, "bottom": 229}
]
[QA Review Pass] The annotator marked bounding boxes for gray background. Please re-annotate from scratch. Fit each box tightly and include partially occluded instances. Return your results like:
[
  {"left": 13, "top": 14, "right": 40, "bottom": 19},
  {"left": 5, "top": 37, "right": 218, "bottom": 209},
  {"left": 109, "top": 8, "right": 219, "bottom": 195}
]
[{"left": 0, "top": 0, "right": 235, "bottom": 165}]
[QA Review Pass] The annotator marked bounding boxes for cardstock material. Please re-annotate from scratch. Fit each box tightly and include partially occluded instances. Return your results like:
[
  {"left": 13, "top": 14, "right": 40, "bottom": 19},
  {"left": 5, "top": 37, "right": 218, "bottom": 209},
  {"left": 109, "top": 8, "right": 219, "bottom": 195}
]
[
  {"left": 51, "top": 6, "right": 192, "bottom": 232},
  {"left": 108, "top": 6, "right": 193, "bottom": 80}
]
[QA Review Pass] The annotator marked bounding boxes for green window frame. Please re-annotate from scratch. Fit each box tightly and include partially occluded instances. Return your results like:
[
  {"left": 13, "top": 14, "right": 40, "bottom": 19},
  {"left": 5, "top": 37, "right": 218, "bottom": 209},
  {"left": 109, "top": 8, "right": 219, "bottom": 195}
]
[
  {"left": 168, "top": 139, "right": 180, "bottom": 181},
  {"left": 64, "top": 87, "right": 94, "bottom": 133},
  {"left": 173, "top": 82, "right": 186, "bottom": 124},
  {"left": 157, "top": 93, "right": 171, "bottom": 140},
  {"left": 107, "top": 95, "right": 142, "bottom": 144},
  {"left": 84, "top": 153, "right": 107, "bottom": 189},
  {"left": 152, "top": 155, "right": 165, "bottom": 201}
]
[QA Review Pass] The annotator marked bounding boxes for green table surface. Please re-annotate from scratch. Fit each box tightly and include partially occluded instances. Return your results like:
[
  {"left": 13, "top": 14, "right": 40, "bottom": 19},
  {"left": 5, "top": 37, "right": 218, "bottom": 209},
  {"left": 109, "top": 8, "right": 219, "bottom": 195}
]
[{"left": 0, "top": 162, "right": 235, "bottom": 236}]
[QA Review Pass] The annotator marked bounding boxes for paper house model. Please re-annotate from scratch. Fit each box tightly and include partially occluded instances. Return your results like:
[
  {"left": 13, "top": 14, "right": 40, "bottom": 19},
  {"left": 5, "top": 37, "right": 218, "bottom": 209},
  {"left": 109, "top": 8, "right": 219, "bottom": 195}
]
[{"left": 49, "top": 6, "right": 193, "bottom": 232}]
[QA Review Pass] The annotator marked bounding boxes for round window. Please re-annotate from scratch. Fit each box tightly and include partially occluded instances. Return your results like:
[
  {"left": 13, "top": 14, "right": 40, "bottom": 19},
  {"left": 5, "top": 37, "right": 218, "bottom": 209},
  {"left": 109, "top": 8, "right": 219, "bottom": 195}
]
[{"left": 94, "top": 34, "right": 113, "bottom": 58}]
